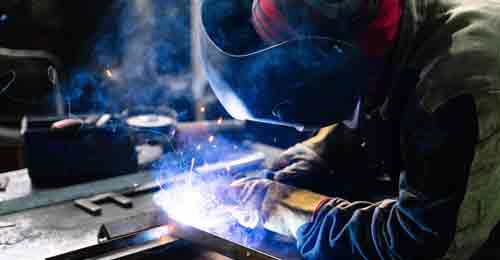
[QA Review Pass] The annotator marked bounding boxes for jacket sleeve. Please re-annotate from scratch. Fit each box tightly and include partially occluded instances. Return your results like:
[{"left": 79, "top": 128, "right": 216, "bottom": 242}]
[{"left": 296, "top": 94, "right": 478, "bottom": 260}]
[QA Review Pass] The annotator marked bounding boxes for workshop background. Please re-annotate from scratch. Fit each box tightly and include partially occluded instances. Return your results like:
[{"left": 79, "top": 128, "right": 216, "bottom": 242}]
[
  {"left": 0, "top": 0, "right": 311, "bottom": 173},
  {"left": 0, "top": 1, "right": 313, "bottom": 259}
]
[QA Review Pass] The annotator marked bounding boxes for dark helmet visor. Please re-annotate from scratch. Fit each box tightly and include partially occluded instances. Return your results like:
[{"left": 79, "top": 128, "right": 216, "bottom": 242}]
[{"left": 200, "top": 0, "right": 369, "bottom": 130}]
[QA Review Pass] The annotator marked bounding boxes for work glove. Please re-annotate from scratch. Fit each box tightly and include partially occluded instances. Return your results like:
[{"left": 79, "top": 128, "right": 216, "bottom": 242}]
[
  {"left": 269, "top": 143, "right": 334, "bottom": 194},
  {"left": 224, "top": 177, "right": 328, "bottom": 238}
]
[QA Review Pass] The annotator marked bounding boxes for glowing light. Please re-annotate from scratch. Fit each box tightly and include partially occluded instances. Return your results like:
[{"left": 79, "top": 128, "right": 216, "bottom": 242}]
[
  {"left": 217, "top": 117, "right": 223, "bottom": 125},
  {"left": 188, "top": 158, "right": 195, "bottom": 188},
  {"left": 105, "top": 69, "right": 114, "bottom": 79},
  {"left": 196, "top": 144, "right": 202, "bottom": 151},
  {"left": 200, "top": 106, "right": 206, "bottom": 113},
  {"left": 208, "top": 135, "right": 215, "bottom": 143},
  {"left": 159, "top": 235, "right": 170, "bottom": 244},
  {"left": 143, "top": 225, "right": 171, "bottom": 241},
  {"left": 154, "top": 185, "right": 229, "bottom": 230}
]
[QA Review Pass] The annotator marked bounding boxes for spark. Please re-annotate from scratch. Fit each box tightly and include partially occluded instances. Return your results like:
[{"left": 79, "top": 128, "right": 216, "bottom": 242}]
[
  {"left": 208, "top": 135, "right": 215, "bottom": 143},
  {"left": 217, "top": 117, "right": 223, "bottom": 125},
  {"left": 200, "top": 106, "right": 206, "bottom": 113},
  {"left": 153, "top": 183, "right": 231, "bottom": 230},
  {"left": 105, "top": 69, "right": 114, "bottom": 79},
  {"left": 145, "top": 226, "right": 171, "bottom": 241},
  {"left": 188, "top": 158, "right": 195, "bottom": 188}
]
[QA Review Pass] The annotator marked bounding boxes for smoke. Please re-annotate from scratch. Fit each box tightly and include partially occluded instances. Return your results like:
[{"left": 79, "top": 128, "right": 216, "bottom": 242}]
[{"left": 62, "top": 0, "right": 193, "bottom": 116}]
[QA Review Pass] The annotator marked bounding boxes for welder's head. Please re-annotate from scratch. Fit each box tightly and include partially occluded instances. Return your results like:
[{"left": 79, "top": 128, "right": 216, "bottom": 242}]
[{"left": 200, "top": 0, "right": 401, "bottom": 130}]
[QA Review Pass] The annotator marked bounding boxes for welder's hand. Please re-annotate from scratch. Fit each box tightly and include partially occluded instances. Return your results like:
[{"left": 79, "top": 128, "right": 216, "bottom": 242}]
[
  {"left": 269, "top": 143, "right": 333, "bottom": 193},
  {"left": 225, "top": 177, "right": 328, "bottom": 238}
]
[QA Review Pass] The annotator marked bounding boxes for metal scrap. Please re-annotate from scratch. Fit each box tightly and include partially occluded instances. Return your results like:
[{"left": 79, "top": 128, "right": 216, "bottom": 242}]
[{"left": 74, "top": 193, "right": 132, "bottom": 216}]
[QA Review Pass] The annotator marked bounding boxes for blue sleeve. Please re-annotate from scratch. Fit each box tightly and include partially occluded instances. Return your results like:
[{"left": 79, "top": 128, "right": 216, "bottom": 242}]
[{"left": 296, "top": 95, "right": 478, "bottom": 260}]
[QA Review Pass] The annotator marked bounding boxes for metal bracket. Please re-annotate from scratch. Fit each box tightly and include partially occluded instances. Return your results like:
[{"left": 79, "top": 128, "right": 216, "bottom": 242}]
[{"left": 74, "top": 192, "right": 132, "bottom": 216}]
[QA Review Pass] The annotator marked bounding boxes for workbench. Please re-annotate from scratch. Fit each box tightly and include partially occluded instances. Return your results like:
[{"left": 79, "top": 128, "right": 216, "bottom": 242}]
[{"left": 0, "top": 143, "right": 299, "bottom": 260}]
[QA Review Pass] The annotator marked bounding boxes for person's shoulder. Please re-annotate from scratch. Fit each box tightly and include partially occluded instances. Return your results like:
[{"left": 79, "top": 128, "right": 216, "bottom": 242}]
[{"left": 407, "top": 0, "right": 500, "bottom": 112}]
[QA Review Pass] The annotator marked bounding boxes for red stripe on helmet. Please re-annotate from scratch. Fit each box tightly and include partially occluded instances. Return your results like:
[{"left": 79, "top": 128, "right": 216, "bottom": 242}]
[
  {"left": 253, "top": 2, "right": 287, "bottom": 43},
  {"left": 252, "top": 0, "right": 296, "bottom": 44},
  {"left": 253, "top": 17, "right": 275, "bottom": 43}
]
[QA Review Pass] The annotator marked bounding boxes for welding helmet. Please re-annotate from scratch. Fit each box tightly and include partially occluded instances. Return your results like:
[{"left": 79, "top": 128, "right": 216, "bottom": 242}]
[{"left": 199, "top": 0, "right": 382, "bottom": 130}]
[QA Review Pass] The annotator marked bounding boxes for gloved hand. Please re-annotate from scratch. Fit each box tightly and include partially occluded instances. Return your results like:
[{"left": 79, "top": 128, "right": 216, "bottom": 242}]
[
  {"left": 270, "top": 143, "right": 333, "bottom": 194},
  {"left": 224, "top": 177, "right": 329, "bottom": 238}
]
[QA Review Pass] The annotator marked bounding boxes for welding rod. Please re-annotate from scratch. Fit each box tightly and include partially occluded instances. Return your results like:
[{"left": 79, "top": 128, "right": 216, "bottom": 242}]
[
  {"left": 124, "top": 151, "right": 267, "bottom": 195},
  {"left": 194, "top": 152, "right": 266, "bottom": 175}
]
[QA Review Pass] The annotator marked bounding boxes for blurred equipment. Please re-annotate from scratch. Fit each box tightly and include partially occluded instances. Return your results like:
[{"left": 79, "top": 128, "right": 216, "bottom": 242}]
[
  {"left": 0, "top": 52, "right": 64, "bottom": 120},
  {"left": 21, "top": 115, "right": 138, "bottom": 187},
  {"left": 0, "top": 60, "right": 63, "bottom": 172},
  {"left": 125, "top": 106, "right": 178, "bottom": 153},
  {"left": 19, "top": 107, "right": 248, "bottom": 188}
]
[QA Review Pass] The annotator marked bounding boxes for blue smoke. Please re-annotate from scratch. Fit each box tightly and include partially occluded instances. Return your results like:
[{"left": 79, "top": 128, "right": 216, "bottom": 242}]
[{"left": 61, "top": 0, "right": 192, "bottom": 115}]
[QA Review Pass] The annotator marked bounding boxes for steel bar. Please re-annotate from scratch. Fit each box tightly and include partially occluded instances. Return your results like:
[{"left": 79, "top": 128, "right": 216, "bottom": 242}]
[
  {"left": 98, "top": 209, "right": 169, "bottom": 242},
  {"left": 46, "top": 227, "right": 183, "bottom": 260}
]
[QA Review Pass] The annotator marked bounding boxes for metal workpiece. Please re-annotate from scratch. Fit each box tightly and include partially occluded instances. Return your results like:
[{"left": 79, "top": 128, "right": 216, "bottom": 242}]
[
  {"left": 171, "top": 220, "right": 281, "bottom": 260},
  {"left": 0, "top": 144, "right": 287, "bottom": 259},
  {"left": 52, "top": 210, "right": 288, "bottom": 260},
  {"left": 97, "top": 210, "right": 170, "bottom": 242}
]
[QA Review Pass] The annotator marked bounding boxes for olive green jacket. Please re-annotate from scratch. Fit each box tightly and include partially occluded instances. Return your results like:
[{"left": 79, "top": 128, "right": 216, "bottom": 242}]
[
  {"left": 303, "top": 0, "right": 500, "bottom": 259},
  {"left": 408, "top": 1, "right": 500, "bottom": 259}
]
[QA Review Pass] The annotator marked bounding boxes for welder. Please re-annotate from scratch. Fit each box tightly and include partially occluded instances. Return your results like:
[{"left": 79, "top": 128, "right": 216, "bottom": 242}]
[{"left": 200, "top": 0, "right": 500, "bottom": 259}]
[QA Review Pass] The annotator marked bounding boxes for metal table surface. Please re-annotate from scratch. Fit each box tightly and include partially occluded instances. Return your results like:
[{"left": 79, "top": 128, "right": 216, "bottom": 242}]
[{"left": 0, "top": 143, "right": 296, "bottom": 260}]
